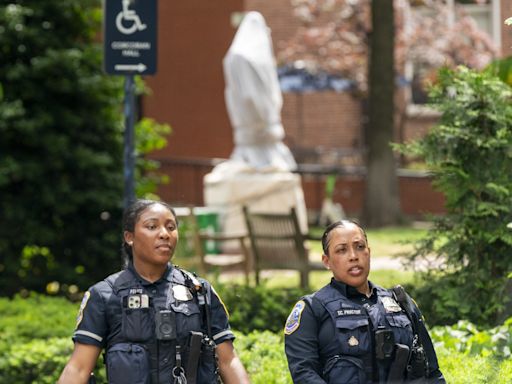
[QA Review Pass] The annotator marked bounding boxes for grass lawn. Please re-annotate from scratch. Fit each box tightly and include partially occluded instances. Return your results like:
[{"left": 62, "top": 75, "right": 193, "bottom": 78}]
[
  {"left": 234, "top": 268, "right": 416, "bottom": 290},
  {"left": 192, "top": 224, "right": 427, "bottom": 289}
]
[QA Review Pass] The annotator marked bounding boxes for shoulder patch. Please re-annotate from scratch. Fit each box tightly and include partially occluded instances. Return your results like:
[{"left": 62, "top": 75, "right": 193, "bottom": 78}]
[
  {"left": 75, "top": 291, "right": 91, "bottom": 328},
  {"left": 284, "top": 300, "right": 306, "bottom": 335}
]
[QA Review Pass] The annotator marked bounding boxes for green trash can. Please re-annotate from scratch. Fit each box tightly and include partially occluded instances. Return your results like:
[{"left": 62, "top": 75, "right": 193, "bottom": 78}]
[
  {"left": 194, "top": 207, "right": 220, "bottom": 254},
  {"left": 174, "top": 207, "right": 195, "bottom": 258}
]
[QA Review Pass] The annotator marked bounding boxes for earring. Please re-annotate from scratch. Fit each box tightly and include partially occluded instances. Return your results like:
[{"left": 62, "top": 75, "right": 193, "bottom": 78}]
[{"left": 128, "top": 241, "right": 133, "bottom": 246}]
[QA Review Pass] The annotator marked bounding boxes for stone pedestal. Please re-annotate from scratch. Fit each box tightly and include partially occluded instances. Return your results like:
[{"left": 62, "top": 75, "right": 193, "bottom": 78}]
[{"left": 203, "top": 170, "right": 308, "bottom": 236}]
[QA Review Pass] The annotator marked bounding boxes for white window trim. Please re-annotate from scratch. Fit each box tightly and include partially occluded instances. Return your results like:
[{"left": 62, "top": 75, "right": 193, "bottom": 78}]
[{"left": 406, "top": 0, "right": 501, "bottom": 115}]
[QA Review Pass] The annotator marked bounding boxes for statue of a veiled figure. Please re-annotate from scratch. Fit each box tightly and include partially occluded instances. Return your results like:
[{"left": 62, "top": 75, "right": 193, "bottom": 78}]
[{"left": 213, "top": 11, "right": 297, "bottom": 174}]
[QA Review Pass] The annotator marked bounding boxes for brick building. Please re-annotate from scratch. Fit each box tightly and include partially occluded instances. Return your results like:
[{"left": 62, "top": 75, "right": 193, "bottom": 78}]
[{"left": 142, "top": 0, "right": 511, "bottom": 219}]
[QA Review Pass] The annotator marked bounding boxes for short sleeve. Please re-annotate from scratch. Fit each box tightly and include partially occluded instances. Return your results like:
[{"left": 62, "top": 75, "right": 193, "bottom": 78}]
[
  {"left": 72, "top": 283, "right": 109, "bottom": 348},
  {"left": 411, "top": 299, "right": 445, "bottom": 383},
  {"left": 207, "top": 283, "right": 235, "bottom": 345},
  {"left": 284, "top": 298, "right": 326, "bottom": 383}
]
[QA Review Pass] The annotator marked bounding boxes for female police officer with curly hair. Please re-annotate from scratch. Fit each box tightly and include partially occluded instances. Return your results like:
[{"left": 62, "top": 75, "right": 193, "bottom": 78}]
[
  {"left": 284, "top": 220, "right": 445, "bottom": 383},
  {"left": 59, "top": 199, "right": 250, "bottom": 384}
]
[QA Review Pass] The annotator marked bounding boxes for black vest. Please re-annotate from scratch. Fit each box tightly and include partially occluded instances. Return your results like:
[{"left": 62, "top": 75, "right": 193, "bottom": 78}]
[
  {"left": 310, "top": 284, "right": 414, "bottom": 383},
  {"left": 102, "top": 267, "right": 216, "bottom": 384}
]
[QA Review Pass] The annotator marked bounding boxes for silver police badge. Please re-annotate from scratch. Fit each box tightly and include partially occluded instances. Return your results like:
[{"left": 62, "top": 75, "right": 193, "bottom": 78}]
[
  {"left": 382, "top": 296, "right": 402, "bottom": 313},
  {"left": 172, "top": 285, "right": 193, "bottom": 301}
]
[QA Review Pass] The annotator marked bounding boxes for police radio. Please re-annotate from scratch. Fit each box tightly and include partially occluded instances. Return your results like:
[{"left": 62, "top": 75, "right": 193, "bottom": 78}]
[{"left": 155, "top": 310, "right": 176, "bottom": 340}]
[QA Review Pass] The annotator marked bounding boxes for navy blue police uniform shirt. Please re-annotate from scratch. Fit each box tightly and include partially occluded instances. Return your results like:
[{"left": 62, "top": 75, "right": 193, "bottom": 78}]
[
  {"left": 73, "top": 264, "right": 235, "bottom": 358},
  {"left": 284, "top": 279, "right": 445, "bottom": 384}
]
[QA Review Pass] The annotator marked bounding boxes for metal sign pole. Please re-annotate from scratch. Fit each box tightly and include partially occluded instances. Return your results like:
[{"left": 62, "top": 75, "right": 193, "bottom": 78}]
[
  {"left": 104, "top": 0, "right": 157, "bottom": 209},
  {"left": 123, "top": 74, "right": 136, "bottom": 210}
]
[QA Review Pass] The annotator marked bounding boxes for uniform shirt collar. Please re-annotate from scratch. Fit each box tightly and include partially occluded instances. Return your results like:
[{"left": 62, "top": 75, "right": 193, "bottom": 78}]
[
  {"left": 330, "top": 278, "right": 377, "bottom": 299},
  {"left": 127, "top": 262, "right": 173, "bottom": 286}
]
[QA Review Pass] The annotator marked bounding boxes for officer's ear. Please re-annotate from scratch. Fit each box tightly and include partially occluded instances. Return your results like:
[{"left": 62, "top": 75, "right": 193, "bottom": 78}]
[
  {"left": 124, "top": 231, "right": 134, "bottom": 245},
  {"left": 321, "top": 253, "right": 330, "bottom": 269}
]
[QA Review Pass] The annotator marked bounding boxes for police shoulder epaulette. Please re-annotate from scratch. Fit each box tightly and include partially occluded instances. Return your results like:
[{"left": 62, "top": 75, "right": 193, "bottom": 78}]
[
  {"left": 104, "top": 269, "right": 134, "bottom": 294},
  {"left": 174, "top": 265, "right": 202, "bottom": 291}
]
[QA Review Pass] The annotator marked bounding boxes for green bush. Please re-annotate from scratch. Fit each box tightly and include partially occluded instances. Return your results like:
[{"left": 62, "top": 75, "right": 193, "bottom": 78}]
[
  {"left": 431, "top": 318, "right": 512, "bottom": 359},
  {"left": 0, "top": 337, "right": 107, "bottom": 384},
  {"left": 0, "top": 0, "right": 125, "bottom": 295},
  {"left": 1, "top": 294, "right": 511, "bottom": 383},
  {"left": 235, "top": 331, "right": 291, "bottom": 384},
  {"left": 396, "top": 66, "right": 512, "bottom": 326},
  {"left": 0, "top": 293, "right": 77, "bottom": 350},
  {"left": 0, "top": 1, "right": 171, "bottom": 297},
  {"left": 0, "top": 337, "right": 72, "bottom": 384},
  {"left": 216, "top": 283, "right": 309, "bottom": 333}
]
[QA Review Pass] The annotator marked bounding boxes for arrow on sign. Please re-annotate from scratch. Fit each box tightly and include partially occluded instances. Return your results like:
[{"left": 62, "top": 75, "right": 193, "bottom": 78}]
[{"left": 114, "top": 63, "right": 147, "bottom": 73}]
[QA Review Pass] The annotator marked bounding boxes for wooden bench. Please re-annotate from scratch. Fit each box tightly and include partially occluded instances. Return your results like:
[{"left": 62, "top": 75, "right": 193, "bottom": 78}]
[
  {"left": 242, "top": 206, "right": 325, "bottom": 288},
  {"left": 175, "top": 206, "right": 250, "bottom": 284}
]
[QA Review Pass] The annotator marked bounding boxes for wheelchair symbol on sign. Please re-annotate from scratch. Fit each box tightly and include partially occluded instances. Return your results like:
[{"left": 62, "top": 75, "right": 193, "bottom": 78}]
[{"left": 116, "top": 0, "right": 146, "bottom": 35}]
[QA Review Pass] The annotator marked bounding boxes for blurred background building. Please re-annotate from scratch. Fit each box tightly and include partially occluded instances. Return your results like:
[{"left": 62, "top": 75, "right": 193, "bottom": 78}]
[{"left": 141, "top": 0, "right": 511, "bottom": 220}]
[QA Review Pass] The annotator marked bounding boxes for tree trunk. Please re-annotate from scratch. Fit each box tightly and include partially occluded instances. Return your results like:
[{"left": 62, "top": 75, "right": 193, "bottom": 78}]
[{"left": 362, "top": 0, "right": 401, "bottom": 227}]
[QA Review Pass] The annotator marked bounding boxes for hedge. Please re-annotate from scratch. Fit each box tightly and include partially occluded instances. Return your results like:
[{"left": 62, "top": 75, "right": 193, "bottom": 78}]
[{"left": 1, "top": 293, "right": 511, "bottom": 383}]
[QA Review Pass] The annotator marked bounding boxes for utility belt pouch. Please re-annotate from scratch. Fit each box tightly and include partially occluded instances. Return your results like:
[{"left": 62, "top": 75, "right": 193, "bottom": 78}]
[
  {"left": 387, "top": 344, "right": 410, "bottom": 384},
  {"left": 122, "top": 294, "right": 153, "bottom": 341},
  {"left": 155, "top": 309, "right": 177, "bottom": 341},
  {"left": 106, "top": 343, "right": 150, "bottom": 384},
  {"left": 408, "top": 344, "right": 427, "bottom": 379}
]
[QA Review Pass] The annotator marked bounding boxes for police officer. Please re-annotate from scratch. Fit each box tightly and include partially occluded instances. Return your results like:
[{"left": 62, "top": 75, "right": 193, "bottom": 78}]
[
  {"left": 284, "top": 220, "right": 445, "bottom": 383},
  {"left": 58, "top": 199, "right": 250, "bottom": 384}
]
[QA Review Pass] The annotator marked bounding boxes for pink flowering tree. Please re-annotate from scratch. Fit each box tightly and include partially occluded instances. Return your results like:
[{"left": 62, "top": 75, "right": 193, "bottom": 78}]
[{"left": 278, "top": 0, "right": 498, "bottom": 226}]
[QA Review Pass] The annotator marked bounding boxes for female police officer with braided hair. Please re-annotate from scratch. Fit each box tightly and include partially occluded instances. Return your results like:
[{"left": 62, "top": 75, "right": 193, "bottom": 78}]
[
  {"left": 59, "top": 199, "right": 250, "bottom": 384},
  {"left": 284, "top": 220, "right": 445, "bottom": 383}
]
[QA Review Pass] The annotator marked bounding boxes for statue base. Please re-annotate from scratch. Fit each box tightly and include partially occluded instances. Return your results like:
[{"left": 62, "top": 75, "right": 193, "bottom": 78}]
[{"left": 203, "top": 170, "right": 308, "bottom": 236}]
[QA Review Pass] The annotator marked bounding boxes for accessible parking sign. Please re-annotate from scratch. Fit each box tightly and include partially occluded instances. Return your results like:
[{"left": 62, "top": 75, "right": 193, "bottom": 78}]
[{"left": 103, "top": 0, "right": 157, "bottom": 75}]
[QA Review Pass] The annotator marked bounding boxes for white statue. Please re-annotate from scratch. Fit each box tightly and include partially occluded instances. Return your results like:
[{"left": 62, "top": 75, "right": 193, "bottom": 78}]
[
  {"left": 215, "top": 11, "right": 297, "bottom": 174},
  {"left": 204, "top": 12, "right": 307, "bottom": 235}
]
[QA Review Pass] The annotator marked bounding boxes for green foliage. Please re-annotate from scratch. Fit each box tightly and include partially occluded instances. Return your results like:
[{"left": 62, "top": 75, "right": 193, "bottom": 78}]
[
  {"left": 235, "top": 331, "right": 291, "bottom": 384},
  {"left": 437, "top": 349, "right": 506, "bottom": 384},
  {"left": 217, "top": 284, "right": 309, "bottom": 333},
  {"left": 0, "top": 294, "right": 76, "bottom": 347},
  {"left": 0, "top": 337, "right": 73, "bottom": 384},
  {"left": 0, "top": 293, "right": 107, "bottom": 383},
  {"left": 0, "top": 295, "right": 511, "bottom": 383},
  {"left": 486, "top": 56, "right": 512, "bottom": 87},
  {"left": 135, "top": 117, "right": 171, "bottom": 199},
  {"left": 396, "top": 66, "right": 512, "bottom": 326},
  {"left": 431, "top": 318, "right": 512, "bottom": 359},
  {"left": 0, "top": 1, "right": 172, "bottom": 295},
  {"left": 0, "top": 0, "right": 125, "bottom": 294},
  {"left": 218, "top": 272, "right": 414, "bottom": 333}
]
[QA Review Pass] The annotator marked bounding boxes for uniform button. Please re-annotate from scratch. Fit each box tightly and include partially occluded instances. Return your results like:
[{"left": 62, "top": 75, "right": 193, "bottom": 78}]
[
  {"left": 152, "top": 290, "right": 156, "bottom": 294},
  {"left": 163, "top": 358, "right": 168, "bottom": 363}
]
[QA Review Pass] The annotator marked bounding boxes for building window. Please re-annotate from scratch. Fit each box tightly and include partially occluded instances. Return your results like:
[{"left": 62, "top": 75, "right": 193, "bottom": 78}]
[{"left": 406, "top": 0, "right": 500, "bottom": 114}]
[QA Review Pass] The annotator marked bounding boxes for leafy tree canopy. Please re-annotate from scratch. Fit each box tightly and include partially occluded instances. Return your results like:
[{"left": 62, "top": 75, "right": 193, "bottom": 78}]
[
  {"left": 279, "top": 0, "right": 498, "bottom": 94},
  {"left": 0, "top": 0, "right": 126, "bottom": 295}
]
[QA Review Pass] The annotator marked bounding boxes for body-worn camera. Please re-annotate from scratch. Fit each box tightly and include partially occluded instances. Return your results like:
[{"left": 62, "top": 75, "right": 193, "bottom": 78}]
[
  {"left": 155, "top": 310, "right": 176, "bottom": 340},
  {"left": 375, "top": 328, "right": 395, "bottom": 360}
]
